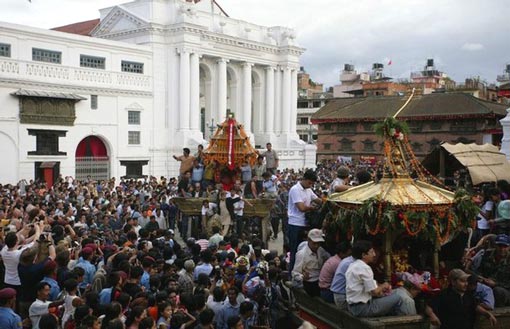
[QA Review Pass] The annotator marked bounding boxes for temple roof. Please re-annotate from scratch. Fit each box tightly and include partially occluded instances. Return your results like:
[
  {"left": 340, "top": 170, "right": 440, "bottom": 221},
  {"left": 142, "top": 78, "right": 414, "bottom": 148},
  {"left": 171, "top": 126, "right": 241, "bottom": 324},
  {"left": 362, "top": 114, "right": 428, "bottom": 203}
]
[{"left": 311, "top": 93, "right": 508, "bottom": 123}]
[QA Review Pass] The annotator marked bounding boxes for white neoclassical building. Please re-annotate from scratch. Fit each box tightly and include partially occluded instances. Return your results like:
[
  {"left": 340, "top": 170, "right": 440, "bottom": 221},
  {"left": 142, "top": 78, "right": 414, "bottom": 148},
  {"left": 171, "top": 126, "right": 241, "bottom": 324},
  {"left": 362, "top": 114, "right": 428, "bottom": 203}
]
[{"left": 0, "top": 0, "right": 316, "bottom": 184}]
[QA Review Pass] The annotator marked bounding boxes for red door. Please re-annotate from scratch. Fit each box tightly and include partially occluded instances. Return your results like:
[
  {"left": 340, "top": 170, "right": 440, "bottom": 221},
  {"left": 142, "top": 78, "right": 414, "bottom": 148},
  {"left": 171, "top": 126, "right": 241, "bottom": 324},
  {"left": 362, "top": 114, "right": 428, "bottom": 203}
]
[{"left": 43, "top": 167, "right": 54, "bottom": 189}]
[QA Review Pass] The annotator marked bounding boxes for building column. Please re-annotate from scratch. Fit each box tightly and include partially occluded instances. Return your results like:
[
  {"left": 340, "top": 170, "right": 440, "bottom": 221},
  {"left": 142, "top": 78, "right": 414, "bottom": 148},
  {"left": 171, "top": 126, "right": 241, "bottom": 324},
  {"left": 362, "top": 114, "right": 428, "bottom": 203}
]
[
  {"left": 265, "top": 66, "right": 275, "bottom": 133},
  {"left": 242, "top": 62, "right": 253, "bottom": 133},
  {"left": 281, "top": 66, "right": 291, "bottom": 133},
  {"left": 290, "top": 68, "right": 298, "bottom": 134},
  {"left": 179, "top": 49, "right": 190, "bottom": 131},
  {"left": 274, "top": 66, "right": 282, "bottom": 134},
  {"left": 217, "top": 58, "right": 228, "bottom": 122},
  {"left": 189, "top": 52, "right": 200, "bottom": 131}
]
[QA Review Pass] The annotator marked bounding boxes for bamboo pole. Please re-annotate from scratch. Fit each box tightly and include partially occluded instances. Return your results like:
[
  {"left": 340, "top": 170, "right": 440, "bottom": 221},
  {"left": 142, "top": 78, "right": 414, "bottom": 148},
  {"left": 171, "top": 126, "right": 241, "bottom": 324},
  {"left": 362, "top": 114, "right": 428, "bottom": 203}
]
[{"left": 384, "top": 230, "right": 392, "bottom": 281}]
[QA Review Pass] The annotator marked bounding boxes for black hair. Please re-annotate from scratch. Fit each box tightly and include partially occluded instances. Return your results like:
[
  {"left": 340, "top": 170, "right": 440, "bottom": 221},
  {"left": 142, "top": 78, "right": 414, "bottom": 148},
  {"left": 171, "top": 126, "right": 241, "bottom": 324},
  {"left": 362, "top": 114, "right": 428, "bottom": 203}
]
[
  {"left": 199, "top": 308, "right": 215, "bottom": 325},
  {"left": 240, "top": 301, "right": 254, "bottom": 315},
  {"left": 5, "top": 232, "right": 17, "bottom": 248},
  {"left": 351, "top": 240, "right": 373, "bottom": 260},
  {"left": 227, "top": 315, "right": 242, "bottom": 329},
  {"left": 39, "top": 314, "right": 58, "bottom": 329}
]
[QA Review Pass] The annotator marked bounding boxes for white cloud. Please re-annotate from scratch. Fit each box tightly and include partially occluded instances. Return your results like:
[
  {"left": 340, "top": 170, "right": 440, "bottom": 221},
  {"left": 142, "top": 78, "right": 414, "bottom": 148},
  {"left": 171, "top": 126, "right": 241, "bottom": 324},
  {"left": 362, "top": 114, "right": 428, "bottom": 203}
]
[
  {"left": 461, "top": 43, "right": 485, "bottom": 51},
  {"left": 1, "top": 0, "right": 509, "bottom": 87}
]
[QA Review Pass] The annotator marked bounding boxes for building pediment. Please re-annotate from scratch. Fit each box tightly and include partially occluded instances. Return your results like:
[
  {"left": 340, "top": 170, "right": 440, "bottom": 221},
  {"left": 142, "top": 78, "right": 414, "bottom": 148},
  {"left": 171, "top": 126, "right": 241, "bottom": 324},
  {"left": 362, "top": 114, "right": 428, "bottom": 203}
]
[
  {"left": 91, "top": 6, "right": 149, "bottom": 37},
  {"left": 125, "top": 102, "right": 144, "bottom": 111}
]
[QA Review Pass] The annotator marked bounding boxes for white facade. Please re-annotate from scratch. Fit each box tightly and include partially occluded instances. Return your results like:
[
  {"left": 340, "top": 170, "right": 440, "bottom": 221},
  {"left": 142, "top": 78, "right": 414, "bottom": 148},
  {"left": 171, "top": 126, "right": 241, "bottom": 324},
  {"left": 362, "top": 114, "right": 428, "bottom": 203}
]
[{"left": 0, "top": 0, "right": 316, "bottom": 184}]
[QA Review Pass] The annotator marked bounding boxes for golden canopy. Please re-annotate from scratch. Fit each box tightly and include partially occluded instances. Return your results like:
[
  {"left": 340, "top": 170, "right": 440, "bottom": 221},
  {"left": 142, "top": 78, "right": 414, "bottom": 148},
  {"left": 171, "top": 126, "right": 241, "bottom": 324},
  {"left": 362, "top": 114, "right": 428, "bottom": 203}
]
[
  {"left": 329, "top": 178, "right": 455, "bottom": 207},
  {"left": 203, "top": 115, "right": 259, "bottom": 168}
]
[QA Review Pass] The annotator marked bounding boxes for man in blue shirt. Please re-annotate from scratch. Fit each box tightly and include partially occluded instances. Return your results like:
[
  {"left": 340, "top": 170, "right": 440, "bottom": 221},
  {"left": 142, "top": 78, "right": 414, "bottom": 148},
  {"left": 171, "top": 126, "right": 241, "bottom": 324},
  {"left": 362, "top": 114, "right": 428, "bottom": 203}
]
[
  {"left": 468, "top": 274, "right": 495, "bottom": 310},
  {"left": 140, "top": 256, "right": 155, "bottom": 291},
  {"left": 40, "top": 260, "right": 60, "bottom": 301},
  {"left": 330, "top": 255, "right": 355, "bottom": 309},
  {"left": 216, "top": 286, "right": 241, "bottom": 329},
  {"left": 193, "top": 249, "right": 213, "bottom": 281},
  {"left": 0, "top": 288, "right": 22, "bottom": 329},
  {"left": 75, "top": 247, "right": 96, "bottom": 291}
]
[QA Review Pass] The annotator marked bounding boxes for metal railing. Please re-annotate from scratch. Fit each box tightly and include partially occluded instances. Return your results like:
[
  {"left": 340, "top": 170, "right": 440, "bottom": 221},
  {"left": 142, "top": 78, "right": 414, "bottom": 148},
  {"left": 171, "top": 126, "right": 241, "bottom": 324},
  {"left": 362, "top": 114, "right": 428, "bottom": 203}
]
[{"left": 75, "top": 156, "right": 110, "bottom": 181}]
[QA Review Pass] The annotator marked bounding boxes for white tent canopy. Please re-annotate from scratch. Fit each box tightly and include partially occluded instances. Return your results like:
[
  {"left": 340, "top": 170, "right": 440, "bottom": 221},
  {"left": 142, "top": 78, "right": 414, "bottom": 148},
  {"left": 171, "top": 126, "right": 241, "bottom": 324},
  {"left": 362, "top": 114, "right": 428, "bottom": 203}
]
[{"left": 440, "top": 143, "right": 510, "bottom": 185}]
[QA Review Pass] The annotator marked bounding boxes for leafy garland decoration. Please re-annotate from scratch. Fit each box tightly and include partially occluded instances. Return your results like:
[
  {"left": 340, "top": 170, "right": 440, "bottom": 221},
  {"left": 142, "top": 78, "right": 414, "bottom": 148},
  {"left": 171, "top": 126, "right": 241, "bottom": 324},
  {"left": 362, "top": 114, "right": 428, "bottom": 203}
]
[{"left": 334, "top": 189, "right": 478, "bottom": 242}]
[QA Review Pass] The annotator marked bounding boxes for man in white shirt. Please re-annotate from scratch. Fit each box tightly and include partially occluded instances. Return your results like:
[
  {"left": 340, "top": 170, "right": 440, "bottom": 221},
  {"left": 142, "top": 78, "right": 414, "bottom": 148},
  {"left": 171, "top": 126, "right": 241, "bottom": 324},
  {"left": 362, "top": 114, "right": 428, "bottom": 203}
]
[
  {"left": 292, "top": 229, "right": 330, "bottom": 297},
  {"left": 29, "top": 282, "right": 64, "bottom": 329},
  {"left": 329, "top": 166, "right": 351, "bottom": 194},
  {"left": 287, "top": 169, "right": 322, "bottom": 271},
  {"left": 346, "top": 240, "right": 403, "bottom": 317},
  {"left": 1, "top": 223, "right": 41, "bottom": 292}
]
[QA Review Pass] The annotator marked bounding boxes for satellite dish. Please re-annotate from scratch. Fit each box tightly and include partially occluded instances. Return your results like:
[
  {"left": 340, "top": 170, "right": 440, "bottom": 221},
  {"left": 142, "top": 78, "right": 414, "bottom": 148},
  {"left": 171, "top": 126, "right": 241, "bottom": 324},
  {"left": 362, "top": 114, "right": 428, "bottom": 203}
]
[{"left": 498, "top": 200, "right": 510, "bottom": 219}]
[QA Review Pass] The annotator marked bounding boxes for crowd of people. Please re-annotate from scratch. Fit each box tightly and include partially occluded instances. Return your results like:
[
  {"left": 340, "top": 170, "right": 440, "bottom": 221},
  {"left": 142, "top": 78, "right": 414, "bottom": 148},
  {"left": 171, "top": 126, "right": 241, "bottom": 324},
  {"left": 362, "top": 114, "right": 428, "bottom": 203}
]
[{"left": 0, "top": 143, "right": 509, "bottom": 329}]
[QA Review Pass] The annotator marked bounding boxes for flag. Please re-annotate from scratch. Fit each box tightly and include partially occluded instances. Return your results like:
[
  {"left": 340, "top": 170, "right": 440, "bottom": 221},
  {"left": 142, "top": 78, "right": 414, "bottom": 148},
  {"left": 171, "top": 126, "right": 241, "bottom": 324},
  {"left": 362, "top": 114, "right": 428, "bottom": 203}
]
[{"left": 388, "top": 60, "right": 392, "bottom": 66}]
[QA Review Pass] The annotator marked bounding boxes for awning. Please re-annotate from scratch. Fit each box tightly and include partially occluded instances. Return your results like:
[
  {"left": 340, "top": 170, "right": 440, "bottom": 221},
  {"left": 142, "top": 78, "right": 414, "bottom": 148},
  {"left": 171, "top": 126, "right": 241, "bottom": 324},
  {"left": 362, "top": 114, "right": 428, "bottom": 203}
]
[
  {"left": 422, "top": 142, "right": 510, "bottom": 185},
  {"left": 11, "top": 89, "right": 87, "bottom": 100}
]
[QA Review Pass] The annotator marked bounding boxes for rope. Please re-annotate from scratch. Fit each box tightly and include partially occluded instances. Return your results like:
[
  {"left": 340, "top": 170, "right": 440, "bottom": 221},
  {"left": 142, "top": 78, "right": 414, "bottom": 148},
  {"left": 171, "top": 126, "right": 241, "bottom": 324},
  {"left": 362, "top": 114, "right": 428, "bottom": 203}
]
[{"left": 393, "top": 88, "right": 416, "bottom": 119}]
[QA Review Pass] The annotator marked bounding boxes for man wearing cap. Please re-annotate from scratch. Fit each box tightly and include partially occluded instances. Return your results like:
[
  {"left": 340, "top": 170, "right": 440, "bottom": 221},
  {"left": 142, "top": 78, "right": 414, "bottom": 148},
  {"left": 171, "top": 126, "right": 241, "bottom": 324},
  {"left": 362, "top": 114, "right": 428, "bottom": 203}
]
[
  {"left": 477, "top": 234, "right": 510, "bottom": 307},
  {"left": 75, "top": 247, "right": 96, "bottom": 292},
  {"left": 329, "top": 166, "right": 351, "bottom": 194},
  {"left": 0, "top": 288, "right": 22, "bottom": 329},
  {"left": 287, "top": 169, "right": 323, "bottom": 271},
  {"left": 426, "top": 269, "right": 497, "bottom": 328},
  {"left": 292, "top": 229, "right": 330, "bottom": 297},
  {"left": 346, "top": 240, "right": 403, "bottom": 317},
  {"left": 40, "top": 260, "right": 60, "bottom": 301}
]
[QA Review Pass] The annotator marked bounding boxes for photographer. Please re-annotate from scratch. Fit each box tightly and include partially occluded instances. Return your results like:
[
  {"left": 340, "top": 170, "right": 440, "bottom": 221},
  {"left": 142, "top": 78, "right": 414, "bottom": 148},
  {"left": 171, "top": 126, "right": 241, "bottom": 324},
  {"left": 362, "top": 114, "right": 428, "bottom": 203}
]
[{"left": 1, "top": 221, "right": 44, "bottom": 303}]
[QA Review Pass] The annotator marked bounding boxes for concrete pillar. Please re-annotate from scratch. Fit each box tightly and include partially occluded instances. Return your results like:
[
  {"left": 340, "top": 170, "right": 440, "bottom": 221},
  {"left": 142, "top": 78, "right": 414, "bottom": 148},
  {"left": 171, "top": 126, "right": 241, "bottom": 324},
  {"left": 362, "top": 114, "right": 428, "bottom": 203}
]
[
  {"left": 290, "top": 68, "right": 298, "bottom": 134},
  {"left": 274, "top": 67, "right": 282, "bottom": 134},
  {"left": 189, "top": 52, "right": 200, "bottom": 131},
  {"left": 179, "top": 50, "right": 190, "bottom": 130},
  {"left": 281, "top": 66, "right": 291, "bottom": 133},
  {"left": 242, "top": 62, "right": 253, "bottom": 133},
  {"left": 500, "top": 108, "right": 510, "bottom": 160},
  {"left": 217, "top": 58, "right": 228, "bottom": 122},
  {"left": 265, "top": 66, "right": 275, "bottom": 133}
]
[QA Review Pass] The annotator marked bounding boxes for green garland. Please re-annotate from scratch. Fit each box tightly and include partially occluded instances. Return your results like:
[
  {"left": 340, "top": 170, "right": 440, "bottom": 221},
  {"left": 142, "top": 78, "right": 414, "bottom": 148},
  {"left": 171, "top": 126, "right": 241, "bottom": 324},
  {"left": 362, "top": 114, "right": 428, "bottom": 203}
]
[
  {"left": 334, "top": 189, "right": 479, "bottom": 242},
  {"left": 373, "top": 117, "right": 410, "bottom": 137}
]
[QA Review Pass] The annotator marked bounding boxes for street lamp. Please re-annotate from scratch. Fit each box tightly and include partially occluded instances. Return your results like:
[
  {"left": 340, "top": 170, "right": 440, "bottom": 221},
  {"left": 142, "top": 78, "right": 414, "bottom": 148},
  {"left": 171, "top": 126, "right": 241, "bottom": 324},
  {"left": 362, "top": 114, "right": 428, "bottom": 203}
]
[{"left": 207, "top": 118, "right": 216, "bottom": 139}]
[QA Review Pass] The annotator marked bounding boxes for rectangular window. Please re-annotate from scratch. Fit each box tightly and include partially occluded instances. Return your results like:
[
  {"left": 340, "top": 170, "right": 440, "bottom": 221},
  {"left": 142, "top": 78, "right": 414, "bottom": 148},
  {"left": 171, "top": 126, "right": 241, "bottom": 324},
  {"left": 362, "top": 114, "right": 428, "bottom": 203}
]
[
  {"left": 27, "top": 129, "right": 66, "bottom": 156},
  {"left": 323, "top": 123, "right": 332, "bottom": 131},
  {"left": 91, "top": 95, "right": 98, "bottom": 110},
  {"left": 80, "top": 55, "right": 105, "bottom": 69},
  {"left": 121, "top": 60, "right": 144, "bottom": 74},
  {"left": 128, "top": 111, "right": 141, "bottom": 125},
  {"left": 363, "top": 142, "right": 375, "bottom": 152},
  {"left": 32, "top": 48, "right": 61, "bottom": 64},
  {"left": 0, "top": 43, "right": 11, "bottom": 57},
  {"left": 298, "top": 117, "right": 309, "bottom": 125},
  {"left": 313, "top": 101, "right": 321, "bottom": 108},
  {"left": 128, "top": 131, "right": 140, "bottom": 145},
  {"left": 324, "top": 143, "right": 331, "bottom": 150},
  {"left": 298, "top": 101, "right": 308, "bottom": 109},
  {"left": 429, "top": 121, "right": 443, "bottom": 130}
]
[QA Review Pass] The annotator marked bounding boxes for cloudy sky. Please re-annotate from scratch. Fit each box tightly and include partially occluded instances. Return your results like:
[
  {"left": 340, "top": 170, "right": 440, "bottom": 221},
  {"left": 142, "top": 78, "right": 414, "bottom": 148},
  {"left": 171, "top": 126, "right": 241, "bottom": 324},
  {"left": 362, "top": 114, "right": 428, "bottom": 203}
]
[{"left": 2, "top": 0, "right": 509, "bottom": 88}]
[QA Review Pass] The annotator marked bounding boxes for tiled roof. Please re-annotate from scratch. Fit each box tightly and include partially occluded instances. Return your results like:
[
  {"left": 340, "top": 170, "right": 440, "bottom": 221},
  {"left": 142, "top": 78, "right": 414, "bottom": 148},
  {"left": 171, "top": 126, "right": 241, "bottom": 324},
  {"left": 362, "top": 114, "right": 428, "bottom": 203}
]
[
  {"left": 311, "top": 93, "right": 508, "bottom": 123},
  {"left": 11, "top": 89, "right": 87, "bottom": 100},
  {"left": 51, "top": 19, "right": 100, "bottom": 36}
]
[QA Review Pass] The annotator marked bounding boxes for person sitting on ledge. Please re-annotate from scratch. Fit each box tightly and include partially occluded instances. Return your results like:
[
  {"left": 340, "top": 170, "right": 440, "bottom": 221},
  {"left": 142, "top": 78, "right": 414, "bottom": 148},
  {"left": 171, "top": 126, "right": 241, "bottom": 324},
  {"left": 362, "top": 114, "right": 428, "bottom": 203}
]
[{"left": 345, "top": 240, "right": 403, "bottom": 317}]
